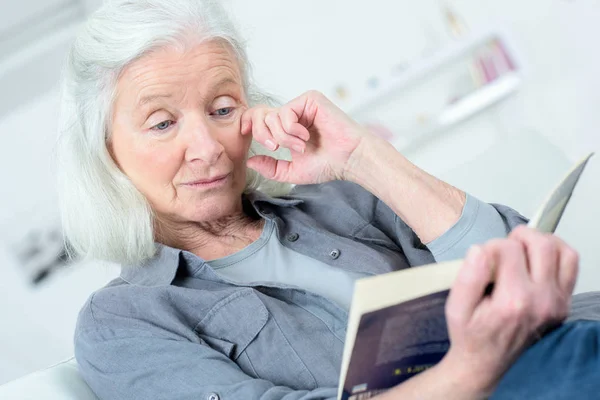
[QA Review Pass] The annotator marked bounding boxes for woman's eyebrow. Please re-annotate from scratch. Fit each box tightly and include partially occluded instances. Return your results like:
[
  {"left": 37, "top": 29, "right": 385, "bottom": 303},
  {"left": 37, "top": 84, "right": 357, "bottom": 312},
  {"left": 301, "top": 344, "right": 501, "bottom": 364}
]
[
  {"left": 137, "top": 93, "right": 173, "bottom": 108},
  {"left": 136, "top": 77, "right": 240, "bottom": 109},
  {"left": 205, "top": 77, "right": 240, "bottom": 97}
]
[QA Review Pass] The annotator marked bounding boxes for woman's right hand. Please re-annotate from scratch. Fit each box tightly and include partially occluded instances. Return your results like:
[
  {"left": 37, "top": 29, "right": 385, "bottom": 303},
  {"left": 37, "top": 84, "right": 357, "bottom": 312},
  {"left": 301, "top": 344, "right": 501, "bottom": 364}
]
[{"left": 441, "top": 225, "right": 579, "bottom": 397}]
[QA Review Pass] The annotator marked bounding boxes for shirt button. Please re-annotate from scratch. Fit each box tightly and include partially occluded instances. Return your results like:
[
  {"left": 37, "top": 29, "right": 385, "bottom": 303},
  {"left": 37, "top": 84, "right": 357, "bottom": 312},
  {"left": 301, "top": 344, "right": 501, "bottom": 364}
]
[
  {"left": 207, "top": 393, "right": 220, "bottom": 400},
  {"left": 286, "top": 232, "right": 299, "bottom": 242},
  {"left": 329, "top": 249, "right": 341, "bottom": 259}
]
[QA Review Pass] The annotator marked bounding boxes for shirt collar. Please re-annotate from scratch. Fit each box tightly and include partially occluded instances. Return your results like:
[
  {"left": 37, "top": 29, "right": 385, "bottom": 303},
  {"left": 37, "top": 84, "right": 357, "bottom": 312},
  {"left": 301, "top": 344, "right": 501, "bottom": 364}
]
[{"left": 119, "top": 190, "right": 303, "bottom": 286}]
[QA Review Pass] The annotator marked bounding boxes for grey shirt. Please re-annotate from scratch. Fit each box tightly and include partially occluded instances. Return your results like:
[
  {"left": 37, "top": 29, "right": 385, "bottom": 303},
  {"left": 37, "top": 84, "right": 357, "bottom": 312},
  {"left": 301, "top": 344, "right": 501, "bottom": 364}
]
[
  {"left": 208, "top": 194, "right": 507, "bottom": 310},
  {"left": 73, "top": 181, "right": 599, "bottom": 400}
]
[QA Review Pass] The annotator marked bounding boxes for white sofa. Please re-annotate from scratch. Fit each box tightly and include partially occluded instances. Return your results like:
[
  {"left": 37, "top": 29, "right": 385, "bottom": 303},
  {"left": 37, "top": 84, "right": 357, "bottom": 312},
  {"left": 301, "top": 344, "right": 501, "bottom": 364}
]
[{"left": 0, "top": 357, "right": 98, "bottom": 400}]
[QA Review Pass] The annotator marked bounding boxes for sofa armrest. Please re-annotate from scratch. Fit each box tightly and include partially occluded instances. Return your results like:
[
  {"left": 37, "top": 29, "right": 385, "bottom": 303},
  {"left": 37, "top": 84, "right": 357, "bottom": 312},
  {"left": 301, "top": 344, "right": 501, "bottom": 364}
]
[{"left": 0, "top": 357, "right": 98, "bottom": 400}]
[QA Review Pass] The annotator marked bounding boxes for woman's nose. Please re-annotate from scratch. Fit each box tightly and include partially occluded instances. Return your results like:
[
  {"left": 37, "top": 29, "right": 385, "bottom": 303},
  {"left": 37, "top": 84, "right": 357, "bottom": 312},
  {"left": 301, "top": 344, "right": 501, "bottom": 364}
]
[{"left": 183, "top": 119, "right": 224, "bottom": 165}]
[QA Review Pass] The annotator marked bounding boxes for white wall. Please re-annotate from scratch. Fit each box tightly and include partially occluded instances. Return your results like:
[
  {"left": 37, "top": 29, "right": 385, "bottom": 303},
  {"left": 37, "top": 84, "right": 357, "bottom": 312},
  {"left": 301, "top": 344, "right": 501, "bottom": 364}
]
[
  {"left": 225, "top": 0, "right": 599, "bottom": 156},
  {"left": 225, "top": 0, "right": 600, "bottom": 291},
  {"left": 1, "top": 0, "right": 599, "bottom": 384},
  {"left": 0, "top": 90, "right": 120, "bottom": 384}
]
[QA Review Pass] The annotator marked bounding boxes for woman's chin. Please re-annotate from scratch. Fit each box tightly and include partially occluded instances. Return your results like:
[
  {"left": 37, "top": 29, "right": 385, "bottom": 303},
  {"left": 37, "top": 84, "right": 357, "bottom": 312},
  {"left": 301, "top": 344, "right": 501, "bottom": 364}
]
[{"left": 183, "top": 196, "right": 242, "bottom": 222}]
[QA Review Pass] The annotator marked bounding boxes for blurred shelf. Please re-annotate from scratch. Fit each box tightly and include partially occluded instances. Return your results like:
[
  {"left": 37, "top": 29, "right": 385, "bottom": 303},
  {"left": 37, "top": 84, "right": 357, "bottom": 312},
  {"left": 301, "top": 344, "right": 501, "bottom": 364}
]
[
  {"left": 395, "top": 71, "right": 521, "bottom": 153},
  {"left": 335, "top": 28, "right": 523, "bottom": 153}
]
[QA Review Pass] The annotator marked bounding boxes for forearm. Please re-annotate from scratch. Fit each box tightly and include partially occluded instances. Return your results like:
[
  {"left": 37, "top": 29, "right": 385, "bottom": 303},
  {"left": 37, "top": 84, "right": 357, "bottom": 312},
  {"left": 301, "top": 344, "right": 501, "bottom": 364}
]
[{"left": 345, "top": 137, "right": 466, "bottom": 244}]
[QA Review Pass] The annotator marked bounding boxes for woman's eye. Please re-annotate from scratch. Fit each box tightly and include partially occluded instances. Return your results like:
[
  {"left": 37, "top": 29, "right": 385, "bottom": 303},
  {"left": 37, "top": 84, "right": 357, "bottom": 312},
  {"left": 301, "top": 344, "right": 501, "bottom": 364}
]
[
  {"left": 151, "top": 120, "right": 174, "bottom": 131},
  {"left": 212, "top": 107, "right": 233, "bottom": 117}
]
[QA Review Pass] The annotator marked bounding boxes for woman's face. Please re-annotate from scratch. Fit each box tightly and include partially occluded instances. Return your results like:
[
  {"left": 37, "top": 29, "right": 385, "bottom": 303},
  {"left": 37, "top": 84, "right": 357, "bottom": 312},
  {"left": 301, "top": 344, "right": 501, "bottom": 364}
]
[{"left": 110, "top": 40, "right": 252, "bottom": 225}]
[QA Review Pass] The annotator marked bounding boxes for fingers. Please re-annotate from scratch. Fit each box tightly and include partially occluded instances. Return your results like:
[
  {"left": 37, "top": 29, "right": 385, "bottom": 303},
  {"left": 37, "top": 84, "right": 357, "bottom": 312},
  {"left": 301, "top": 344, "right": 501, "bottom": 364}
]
[
  {"left": 510, "top": 225, "right": 579, "bottom": 295},
  {"left": 443, "top": 229, "right": 580, "bottom": 391},
  {"left": 265, "top": 111, "right": 306, "bottom": 153},
  {"left": 483, "top": 239, "right": 538, "bottom": 339},
  {"left": 255, "top": 110, "right": 279, "bottom": 151},
  {"left": 447, "top": 246, "right": 493, "bottom": 327},
  {"left": 488, "top": 238, "right": 531, "bottom": 304},
  {"left": 557, "top": 238, "right": 579, "bottom": 295},
  {"left": 280, "top": 106, "right": 311, "bottom": 141},
  {"left": 509, "top": 225, "right": 558, "bottom": 285},
  {"left": 241, "top": 106, "right": 310, "bottom": 153},
  {"left": 484, "top": 227, "right": 579, "bottom": 333}
]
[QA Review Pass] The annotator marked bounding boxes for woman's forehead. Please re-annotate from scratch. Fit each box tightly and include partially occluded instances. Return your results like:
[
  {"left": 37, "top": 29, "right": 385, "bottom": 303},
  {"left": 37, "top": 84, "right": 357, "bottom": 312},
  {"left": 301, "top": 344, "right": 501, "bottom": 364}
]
[{"left": 117, "top": 41, "right": 243, "bottom": 103}]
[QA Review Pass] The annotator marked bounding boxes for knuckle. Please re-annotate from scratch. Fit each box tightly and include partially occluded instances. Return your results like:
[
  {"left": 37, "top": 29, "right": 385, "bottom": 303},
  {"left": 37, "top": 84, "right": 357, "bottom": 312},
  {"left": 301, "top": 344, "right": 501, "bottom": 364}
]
[
  {"left": 496, "top": 307, "right": 515, "bottom": 326},
  {"left": 258, "top": 107, "right": 273, "bottom": 118},
  {"left": 264, "top": 111, "right": 278, "bottom": 125},
  {"left": 481, "top": 238, "right": 504, "bottom": 254},
  {"left": 251, "top": 111, "right": 263, "bottom": 124},
  {"left": 305, "top": 90, "right": 325, "bottom": 100},
  {"left": 538, "top": 235, "right": 557, "bottom": 255},
  {"left": 563, "top": 247, "right": 580, "bottom": 268},
  {"left": 499, "top": 294, "right": 531, "bottom": 322},
  {"left": 492, "top": 238, "right": 523, "bottom": 258},
  {"left": 505, "top": 238, "right": 524, "bottom": 253},
  {"left": 565, "top": 263, "right": 579, "bottom": 288},
  {"left": 511, "top": 224, "right": 530, "bottom": 237},
  {"left": 536, "top": 300, "right": 555, "bottom": 322}
]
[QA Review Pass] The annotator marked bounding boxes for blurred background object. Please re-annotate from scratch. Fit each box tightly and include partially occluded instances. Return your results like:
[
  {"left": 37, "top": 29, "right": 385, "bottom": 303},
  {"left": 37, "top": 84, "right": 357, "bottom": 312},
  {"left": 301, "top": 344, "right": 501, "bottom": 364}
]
[{"left": 1, "top": 0, "right": 599, "bottom": 385}]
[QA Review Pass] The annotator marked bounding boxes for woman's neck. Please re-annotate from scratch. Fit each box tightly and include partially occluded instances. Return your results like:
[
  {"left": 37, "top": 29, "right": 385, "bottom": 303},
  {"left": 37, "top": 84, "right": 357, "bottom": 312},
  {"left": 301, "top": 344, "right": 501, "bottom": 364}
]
[{"left": 155, "top": 209, "right": 265, "bottom": 261}]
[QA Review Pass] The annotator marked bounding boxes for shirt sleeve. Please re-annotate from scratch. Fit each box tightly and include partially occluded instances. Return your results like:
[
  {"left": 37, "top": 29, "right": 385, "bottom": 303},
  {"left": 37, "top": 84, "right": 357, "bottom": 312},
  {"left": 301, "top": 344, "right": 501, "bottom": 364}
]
[
  {"left": 289, "top": 181, "right": 528, "bottom": 268},
  {"left": 75, "top": 324, "right": 338, "bottom": 400},
  {"left": 426, "top": 193, "right": 514, "bottom": 262},
  {"left": 389, "top": 193, "right": 528, "bottom": 267}
]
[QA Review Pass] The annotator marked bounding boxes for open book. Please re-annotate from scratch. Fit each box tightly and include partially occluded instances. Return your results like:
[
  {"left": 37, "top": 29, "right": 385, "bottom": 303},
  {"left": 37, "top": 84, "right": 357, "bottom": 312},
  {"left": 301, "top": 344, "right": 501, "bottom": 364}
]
[{"left": 338, "top": 153, "right": 594, "bottom": 400}]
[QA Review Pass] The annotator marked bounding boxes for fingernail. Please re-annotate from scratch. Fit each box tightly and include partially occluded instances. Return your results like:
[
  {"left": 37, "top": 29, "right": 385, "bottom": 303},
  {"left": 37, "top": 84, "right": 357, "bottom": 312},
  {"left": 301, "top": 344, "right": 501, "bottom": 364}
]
[
  {"left": 265, "top": 140, "right": 277, "bottom": 150},
  {"left": 292, "top": 144, "right": 304, "bottom": 153}
]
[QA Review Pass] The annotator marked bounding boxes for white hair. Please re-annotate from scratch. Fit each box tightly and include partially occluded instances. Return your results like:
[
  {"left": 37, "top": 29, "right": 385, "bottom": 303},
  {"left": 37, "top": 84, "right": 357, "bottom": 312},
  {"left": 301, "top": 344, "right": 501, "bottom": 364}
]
[{"left": 57, "top": 0, "right": 292, "bottom": 266}]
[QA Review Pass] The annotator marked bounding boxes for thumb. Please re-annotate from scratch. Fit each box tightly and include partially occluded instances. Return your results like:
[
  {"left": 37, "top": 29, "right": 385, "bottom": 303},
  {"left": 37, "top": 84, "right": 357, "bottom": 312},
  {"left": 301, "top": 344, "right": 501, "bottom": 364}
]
[{"left": 247, "top": 155, "right": 293, "bottom": 182}]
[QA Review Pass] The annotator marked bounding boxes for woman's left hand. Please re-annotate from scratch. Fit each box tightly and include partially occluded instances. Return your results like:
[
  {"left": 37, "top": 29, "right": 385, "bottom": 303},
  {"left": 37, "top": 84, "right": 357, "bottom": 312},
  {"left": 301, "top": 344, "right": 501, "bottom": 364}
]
[{"left": 241, "top": 91, "right": 374, "bottom": 184}]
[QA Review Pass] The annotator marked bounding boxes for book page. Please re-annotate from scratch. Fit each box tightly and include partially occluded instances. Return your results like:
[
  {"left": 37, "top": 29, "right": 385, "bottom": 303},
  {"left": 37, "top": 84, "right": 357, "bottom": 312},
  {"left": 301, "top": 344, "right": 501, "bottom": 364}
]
[
  {"left": 338, "top": 261, "right": 461, "bottom": 399},
  {"left": 343, "top": 290, "right": 452, "bottom": 400},
  {"left": 528, "top": 153, "right": 593, "bottom": 232}
]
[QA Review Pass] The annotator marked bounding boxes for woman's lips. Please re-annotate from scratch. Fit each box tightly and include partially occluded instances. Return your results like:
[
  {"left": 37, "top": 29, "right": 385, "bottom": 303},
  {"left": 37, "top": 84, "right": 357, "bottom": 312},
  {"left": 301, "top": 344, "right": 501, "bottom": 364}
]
[{"left": 182, "top": 174, "right": 230, "bottom": 188}]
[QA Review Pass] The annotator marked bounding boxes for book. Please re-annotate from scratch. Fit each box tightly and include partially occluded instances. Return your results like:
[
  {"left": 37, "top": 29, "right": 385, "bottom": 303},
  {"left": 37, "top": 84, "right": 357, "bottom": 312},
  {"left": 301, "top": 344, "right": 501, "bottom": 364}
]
[{"left": 338, "top": 152, "right": 594, "bottom": 400}]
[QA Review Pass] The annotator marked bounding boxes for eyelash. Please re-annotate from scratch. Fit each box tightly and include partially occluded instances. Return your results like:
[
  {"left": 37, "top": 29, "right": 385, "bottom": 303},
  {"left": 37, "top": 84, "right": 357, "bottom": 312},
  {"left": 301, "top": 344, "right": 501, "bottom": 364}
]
[
  {"left": 151, "top": 120, "right": 174, "bottom": 132},
  {"left": 211, "top": 107, "right": 234, "bottom": 117},
  {"left": 150, "top": 107, "right": 234, "bottom": 132}
]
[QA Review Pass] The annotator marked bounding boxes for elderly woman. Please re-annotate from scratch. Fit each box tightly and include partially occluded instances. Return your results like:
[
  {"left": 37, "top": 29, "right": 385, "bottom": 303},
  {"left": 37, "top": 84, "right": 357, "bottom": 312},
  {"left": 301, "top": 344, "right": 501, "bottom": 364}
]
[{"left": 58, "top": 1, "right": 600, "bottom": 399}]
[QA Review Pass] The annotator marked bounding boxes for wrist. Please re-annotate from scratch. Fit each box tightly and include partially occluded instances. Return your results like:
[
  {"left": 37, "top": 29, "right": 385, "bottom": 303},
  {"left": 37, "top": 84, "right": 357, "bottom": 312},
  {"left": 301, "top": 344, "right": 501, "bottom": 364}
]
[
  {"left": 377, "top": 358, "right": 488, "bottom": 400},
  {"left": 342, "top": 135, "right": 397, "bottom": 184},
  {"left": 437, "top": 351, "right": 493, "bottom": 400}
]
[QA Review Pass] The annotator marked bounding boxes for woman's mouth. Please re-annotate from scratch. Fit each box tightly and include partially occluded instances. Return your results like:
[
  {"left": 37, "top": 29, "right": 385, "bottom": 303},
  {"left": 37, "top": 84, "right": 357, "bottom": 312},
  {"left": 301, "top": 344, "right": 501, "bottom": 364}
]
[{"left": 182, "top": 174, "right": 230, "bottom": 189}]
